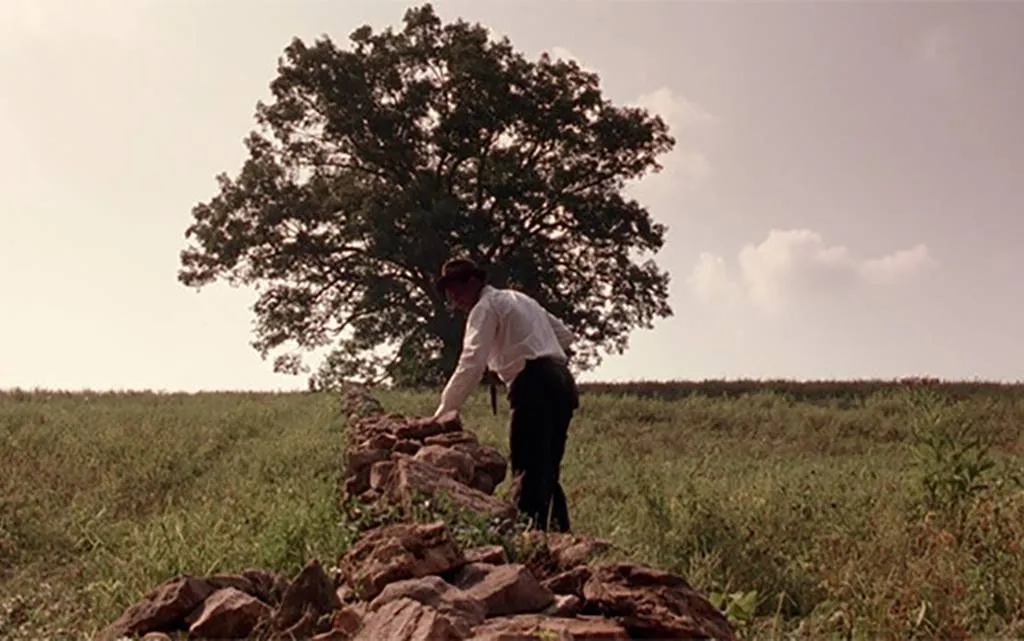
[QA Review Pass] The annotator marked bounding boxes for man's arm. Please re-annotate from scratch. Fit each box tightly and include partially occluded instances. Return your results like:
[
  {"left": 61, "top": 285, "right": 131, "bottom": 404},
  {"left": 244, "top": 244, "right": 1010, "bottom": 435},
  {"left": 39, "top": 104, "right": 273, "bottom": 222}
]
[
  {"left": 546, "top": 310, "right": 575, "bottom": 351},
  {"left": 434, "top": 301, "right": 499, "bottom": 417}
]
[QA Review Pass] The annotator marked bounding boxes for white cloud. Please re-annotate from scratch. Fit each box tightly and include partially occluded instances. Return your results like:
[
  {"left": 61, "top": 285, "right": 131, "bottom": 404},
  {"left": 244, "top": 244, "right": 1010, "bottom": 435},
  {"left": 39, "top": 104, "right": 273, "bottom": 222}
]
[
  {"left": 628, "top": 87, "right": 717, "bottom": 197},
  {"left": 688, "top": 228, "right": 938, "bottom": 314},
  {"left": 635, "top": 86, "right": 717, "bottom": 132},
  {"left": 545, "top": 48, "right": 716, "bottom": 197}
]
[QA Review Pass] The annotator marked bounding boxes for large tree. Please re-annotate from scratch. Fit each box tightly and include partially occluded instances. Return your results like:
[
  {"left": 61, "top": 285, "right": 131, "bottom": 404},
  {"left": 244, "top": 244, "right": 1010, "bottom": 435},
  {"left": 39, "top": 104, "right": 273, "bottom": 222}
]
[{"left": 178, "top": 3, "right": 675, "bottom": 389}]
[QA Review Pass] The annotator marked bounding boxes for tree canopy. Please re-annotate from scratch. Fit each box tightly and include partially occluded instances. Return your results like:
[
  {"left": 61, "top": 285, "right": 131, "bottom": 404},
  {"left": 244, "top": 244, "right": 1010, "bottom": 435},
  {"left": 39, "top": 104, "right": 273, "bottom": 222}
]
[{"left": 178, "top": 3, "right": 676, "bottom": 388}]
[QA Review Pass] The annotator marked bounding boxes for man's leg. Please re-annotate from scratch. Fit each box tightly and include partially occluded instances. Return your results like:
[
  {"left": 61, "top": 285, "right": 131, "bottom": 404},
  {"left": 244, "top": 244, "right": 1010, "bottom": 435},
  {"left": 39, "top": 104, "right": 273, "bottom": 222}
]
[
  {"left": 508, "top": 401, "right": 556, "bottom": 530},
  {"left": 547, "top": 382, "right": 574, "bottom": 533}
]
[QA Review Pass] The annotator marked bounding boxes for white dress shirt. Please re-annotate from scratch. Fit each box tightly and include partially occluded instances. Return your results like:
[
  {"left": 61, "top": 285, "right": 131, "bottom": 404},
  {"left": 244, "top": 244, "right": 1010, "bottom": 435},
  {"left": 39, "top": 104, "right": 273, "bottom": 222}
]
[{"left": 434, "top": 285, "right": 575, "bottom": 417}]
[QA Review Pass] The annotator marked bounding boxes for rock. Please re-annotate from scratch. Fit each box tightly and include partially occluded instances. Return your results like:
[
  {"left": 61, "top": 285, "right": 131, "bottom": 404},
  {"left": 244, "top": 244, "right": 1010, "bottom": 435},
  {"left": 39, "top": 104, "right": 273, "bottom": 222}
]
[
  {"left": 521, "top": 532, "right": 613, "bottom": 574},
  {"left": 140, "top": 634, "right": 173, "bottom": 641},
  {"left": 542, "top": 594, "right": 582, "bottom": 618},
  {"left": 311, "top": 603, "right": 367, "bottom": 640},
  {"left": 469, "top": 614, "right": 629, "bottom": 640},
  {"left": 470, "top": 470, "right": 496, "bottom": 495},
  {"left": 424, "top": 431, "right": 479, "bottom": 447},
  {"left": 414, "top": 445, "right": 476, "bottom": 485},
  {"left": 364, "top": 432, "right": 398, "bottom": 451},
  {"left": 541, "top": 566, "right": 592, "bottom": 598},
  {"left": 340, "top": 521, "right": 467, "bottom": 600},
  {"left": 333, "top": 602, "right": 368, "bottom": 637},
  {"left": 383, "top": 454, "right": 517, "bottom": 521},
  {"left": 241, "top": 569, "right": 291, "bottom": 605},
  {"left": 394, "top": 439, "right": 422, "bottom": 455},
  {"left": 370, "top": 460, "right": 395, "bottom": 491},
  {"left": 186, "top": 587, "right": 271, "bottom": 638},
  {"left": 465, "top": 545, "right": 509, "bottom": 565},
  {"left": 394, "top": 411, "right": 463, "bottom": 440},
  {"left": 453, "top": 563, "right": 555, "bottom": 617},
  {"left": 206, "top": 569, "right": 288, "bottom": 606},
  {"left": 457, "top": 443, "right": 508, "bottom": 487},
  {"left": 97, "top": 575, "right": 213, "bottom": 640},
  {"left": 345, "top": 447, "right": 392, "bottom": 496},
  {"left": 347, "top": 447, "right": 391, "bottom": 473},
  {"left": 369, "top": 575, "right": 485, "bottom": 636},
  {"left": 582, "top": 563, "right": 737, "bottom": 641},
  {"left": 354, "top": 597, "right": 463, "bottom": 641},
  {"left": 273, "top": 559, "right": 341, "bottom": 636}
]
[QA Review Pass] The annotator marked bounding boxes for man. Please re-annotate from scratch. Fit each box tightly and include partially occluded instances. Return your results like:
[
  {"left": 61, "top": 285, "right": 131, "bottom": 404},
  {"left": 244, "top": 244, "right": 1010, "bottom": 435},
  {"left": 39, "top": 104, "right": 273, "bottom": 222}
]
[{"left": 433, "top": 257, "right": 579, "bottom": 532}]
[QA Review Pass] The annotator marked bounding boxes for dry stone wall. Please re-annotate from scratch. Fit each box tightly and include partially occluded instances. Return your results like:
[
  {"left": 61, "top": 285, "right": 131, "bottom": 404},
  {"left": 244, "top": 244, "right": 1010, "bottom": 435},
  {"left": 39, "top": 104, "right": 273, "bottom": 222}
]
[{"left": 97, "top": 385, "right": 737, "bottom": 640}]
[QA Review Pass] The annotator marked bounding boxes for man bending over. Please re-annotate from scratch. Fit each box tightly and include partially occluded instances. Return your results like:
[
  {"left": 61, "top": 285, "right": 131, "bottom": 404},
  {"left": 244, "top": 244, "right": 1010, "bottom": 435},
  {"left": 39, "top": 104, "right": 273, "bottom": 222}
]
[{"left": 432, "top": 257, "right": 579, "bottom": 533}]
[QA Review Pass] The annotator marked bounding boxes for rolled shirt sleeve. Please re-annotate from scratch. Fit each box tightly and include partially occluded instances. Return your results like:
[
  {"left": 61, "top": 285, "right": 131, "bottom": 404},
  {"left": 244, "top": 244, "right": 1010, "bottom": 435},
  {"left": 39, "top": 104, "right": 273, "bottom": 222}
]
[{"left": 434, "top": 299, "right": 500, "bottom": 417}]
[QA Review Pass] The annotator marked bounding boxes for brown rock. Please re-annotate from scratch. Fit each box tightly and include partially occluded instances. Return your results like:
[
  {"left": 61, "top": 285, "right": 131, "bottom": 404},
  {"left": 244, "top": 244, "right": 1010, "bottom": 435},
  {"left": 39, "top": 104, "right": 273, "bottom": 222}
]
[
  {"left": 97, "top": 575, "right": 213, "bottom": 640},
  {"left": 521, "top": 532, "right": 613, "bottom": 573},
  {"left": 541, "top": 594, "right": 582, "bottom": 618},
  {"left": 347, "top": 447, "right": 391, "bottom": 472},
  {"left": 242, "top": 569, "right": 291, "bottom": 605},
  {"left": 140, "top": 634, "right": 173, "bottom": 641},
  {"left": 370, "top": 460, "right": 395, "bottom": 491},
  {"left": 204, "top": 569, "right": 288, "bottom": 606},
  {"left": 541, "top": 566, "right": 592, "bottom": 598},
  {"left": 457, "top": 443, "right": 508, "bottom": 487},
  {"left": 414, "top": 445, "right": 476, "bottom": 485},
  {"left": 394, "top": 411, "right": 463, "bottom": 440},
  {"left": 340, "top": 521, "right": 467, "bottom": 600},
  {"left": 187, "top": 587, "right": 271, "bottom": 638},
  {"left": 470, "top": 614, "right": 628, "bottom": 640},
  {"left": 369, "top": 575, "right": 485, "bottom": 636},
  {"left": 424, "top": 431, "right": 479, "bottom": 447},
  {"left": 363, "top": 432, "right": 398, "bottom": 451},
  {"left": 453, "top": 563, "right": 554, "bottom": 617},
  {"left": 582, "top": 563, "right": 737, "bottom": 641},
  {"left": 333, "top": 602, "right": 367, "bottom": 636},
  {"left": 394, "top": 439, "right": 422, "bottom": 455},
  {"left": 465, "top": 545, "right": 509, "bottom": 565},
  {"left": 273, "top": 559, "right": 341, "bottom": 635},
  {"left": 354, "top": 597, "right": 463, "bottom": 641},
  {"left": 383, "top": 455, "right": 517, "bottom": 522},
  {"left": 470, "top": 470, "right": 496, "bottom": 495}
]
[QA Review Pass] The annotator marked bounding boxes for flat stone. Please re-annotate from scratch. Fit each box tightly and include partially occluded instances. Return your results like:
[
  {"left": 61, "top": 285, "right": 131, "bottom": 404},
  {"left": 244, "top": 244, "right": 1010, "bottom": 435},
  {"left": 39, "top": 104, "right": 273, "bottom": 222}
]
[
  {"left": 369, "top": 575, "right": 485, "bottom": 636},
  {"left": 582, "top": 563, "right": 737, "bottom": 640},
  {"left": 186, "top": 587, "right": 270, "bottom": 638},
  {"left": 453, "top": 563, "right": 554, "bottom": 617},
  {"left": 354, "top": 597, "right": 463, "bottom": 641},
  {"left": 97, "top": 575, "right": 213, "bottom": 640},
  {"left": 470, "top": 614, "right": 629, "bottom": 640},
  {"left": 383, "top": 455, "right": 517, "bottom": 522},
  {"left": 340, "top": 521, "right": 467, "bottom": 600}
]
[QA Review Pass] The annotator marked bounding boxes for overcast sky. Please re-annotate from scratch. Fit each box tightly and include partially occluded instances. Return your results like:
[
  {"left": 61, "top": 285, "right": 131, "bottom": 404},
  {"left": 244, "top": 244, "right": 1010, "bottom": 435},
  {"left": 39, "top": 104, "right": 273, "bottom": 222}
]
[{"left": 2, "top": 0, "right": 1022, "bottom": 391}]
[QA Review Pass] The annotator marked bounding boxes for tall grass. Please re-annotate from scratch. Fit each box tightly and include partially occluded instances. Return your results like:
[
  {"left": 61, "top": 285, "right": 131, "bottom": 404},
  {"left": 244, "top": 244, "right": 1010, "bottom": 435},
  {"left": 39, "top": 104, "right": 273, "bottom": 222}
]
[{"left": 1, "top": 382, "right": 1022, "bottom": 639}]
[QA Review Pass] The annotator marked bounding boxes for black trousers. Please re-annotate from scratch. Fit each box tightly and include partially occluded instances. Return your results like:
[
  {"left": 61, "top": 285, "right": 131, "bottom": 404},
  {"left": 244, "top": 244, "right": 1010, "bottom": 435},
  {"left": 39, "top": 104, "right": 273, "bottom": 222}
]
[{"left": 507, "top": 356, "right": 579, "bottom": 532}]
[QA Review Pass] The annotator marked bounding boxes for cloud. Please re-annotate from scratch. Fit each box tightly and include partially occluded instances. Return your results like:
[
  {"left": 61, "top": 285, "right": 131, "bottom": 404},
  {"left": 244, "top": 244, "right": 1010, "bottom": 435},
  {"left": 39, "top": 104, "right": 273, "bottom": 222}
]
[
  {"left": 687, "top": 229, "right": 938, "bottom": 314},
  {"left": 547, "top": 48, "right": 716, "bottom": 198},
  {"left": 629, "top": 87, "right": 717, "bottom": 198}
]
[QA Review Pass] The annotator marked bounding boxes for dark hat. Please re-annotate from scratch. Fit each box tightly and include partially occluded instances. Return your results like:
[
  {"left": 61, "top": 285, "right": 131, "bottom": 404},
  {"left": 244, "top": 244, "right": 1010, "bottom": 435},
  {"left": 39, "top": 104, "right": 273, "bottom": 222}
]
[{"left": 435, "top": 257, "right": 487, "bottom": 293}]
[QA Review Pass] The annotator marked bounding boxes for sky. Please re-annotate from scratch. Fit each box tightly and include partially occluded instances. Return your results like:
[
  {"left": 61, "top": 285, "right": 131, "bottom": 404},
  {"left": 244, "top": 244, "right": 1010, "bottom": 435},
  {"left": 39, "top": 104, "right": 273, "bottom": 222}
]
[{"left": 2, "top": 0, "right": 1022, "bottom": 392}]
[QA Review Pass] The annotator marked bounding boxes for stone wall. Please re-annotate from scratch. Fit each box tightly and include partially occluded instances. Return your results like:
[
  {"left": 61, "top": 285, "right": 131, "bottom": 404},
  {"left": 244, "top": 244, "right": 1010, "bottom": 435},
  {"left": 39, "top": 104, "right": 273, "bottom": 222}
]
[{"left": 97, "top": 385, "right": 737, "bottom": 640}]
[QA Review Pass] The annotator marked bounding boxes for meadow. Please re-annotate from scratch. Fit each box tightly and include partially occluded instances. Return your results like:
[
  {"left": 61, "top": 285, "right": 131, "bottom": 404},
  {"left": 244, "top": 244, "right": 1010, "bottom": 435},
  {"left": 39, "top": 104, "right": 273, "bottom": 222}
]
[{"left": 1, "top": 380, "right": 1023, "bottom": 639}]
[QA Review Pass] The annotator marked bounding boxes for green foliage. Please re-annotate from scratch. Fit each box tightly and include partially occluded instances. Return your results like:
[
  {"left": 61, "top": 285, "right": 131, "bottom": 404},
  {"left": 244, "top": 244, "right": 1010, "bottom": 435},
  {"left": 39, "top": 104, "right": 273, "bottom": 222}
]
[
  {"left": 3, "top": 382, "right": 1024, "bottom": 639},
  {"left": 908, "top": 389, "right": 997, "bottom": 525},
  {"left": 177, "top": 3, "right": 674, "bottom": 387}
]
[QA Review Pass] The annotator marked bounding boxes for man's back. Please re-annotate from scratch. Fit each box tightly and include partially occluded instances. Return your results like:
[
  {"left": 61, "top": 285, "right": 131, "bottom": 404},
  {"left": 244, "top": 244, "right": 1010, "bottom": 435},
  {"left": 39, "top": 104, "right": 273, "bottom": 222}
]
[{"left": 478, "top": 286, "right": 571, "bottom": 384}]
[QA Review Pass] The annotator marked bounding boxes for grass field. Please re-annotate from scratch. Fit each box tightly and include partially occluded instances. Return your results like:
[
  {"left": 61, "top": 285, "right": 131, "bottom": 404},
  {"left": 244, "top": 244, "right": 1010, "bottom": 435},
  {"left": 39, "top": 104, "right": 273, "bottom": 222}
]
[{"left": 2, "top": 381, "right": 1023, "bottom": 639}]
